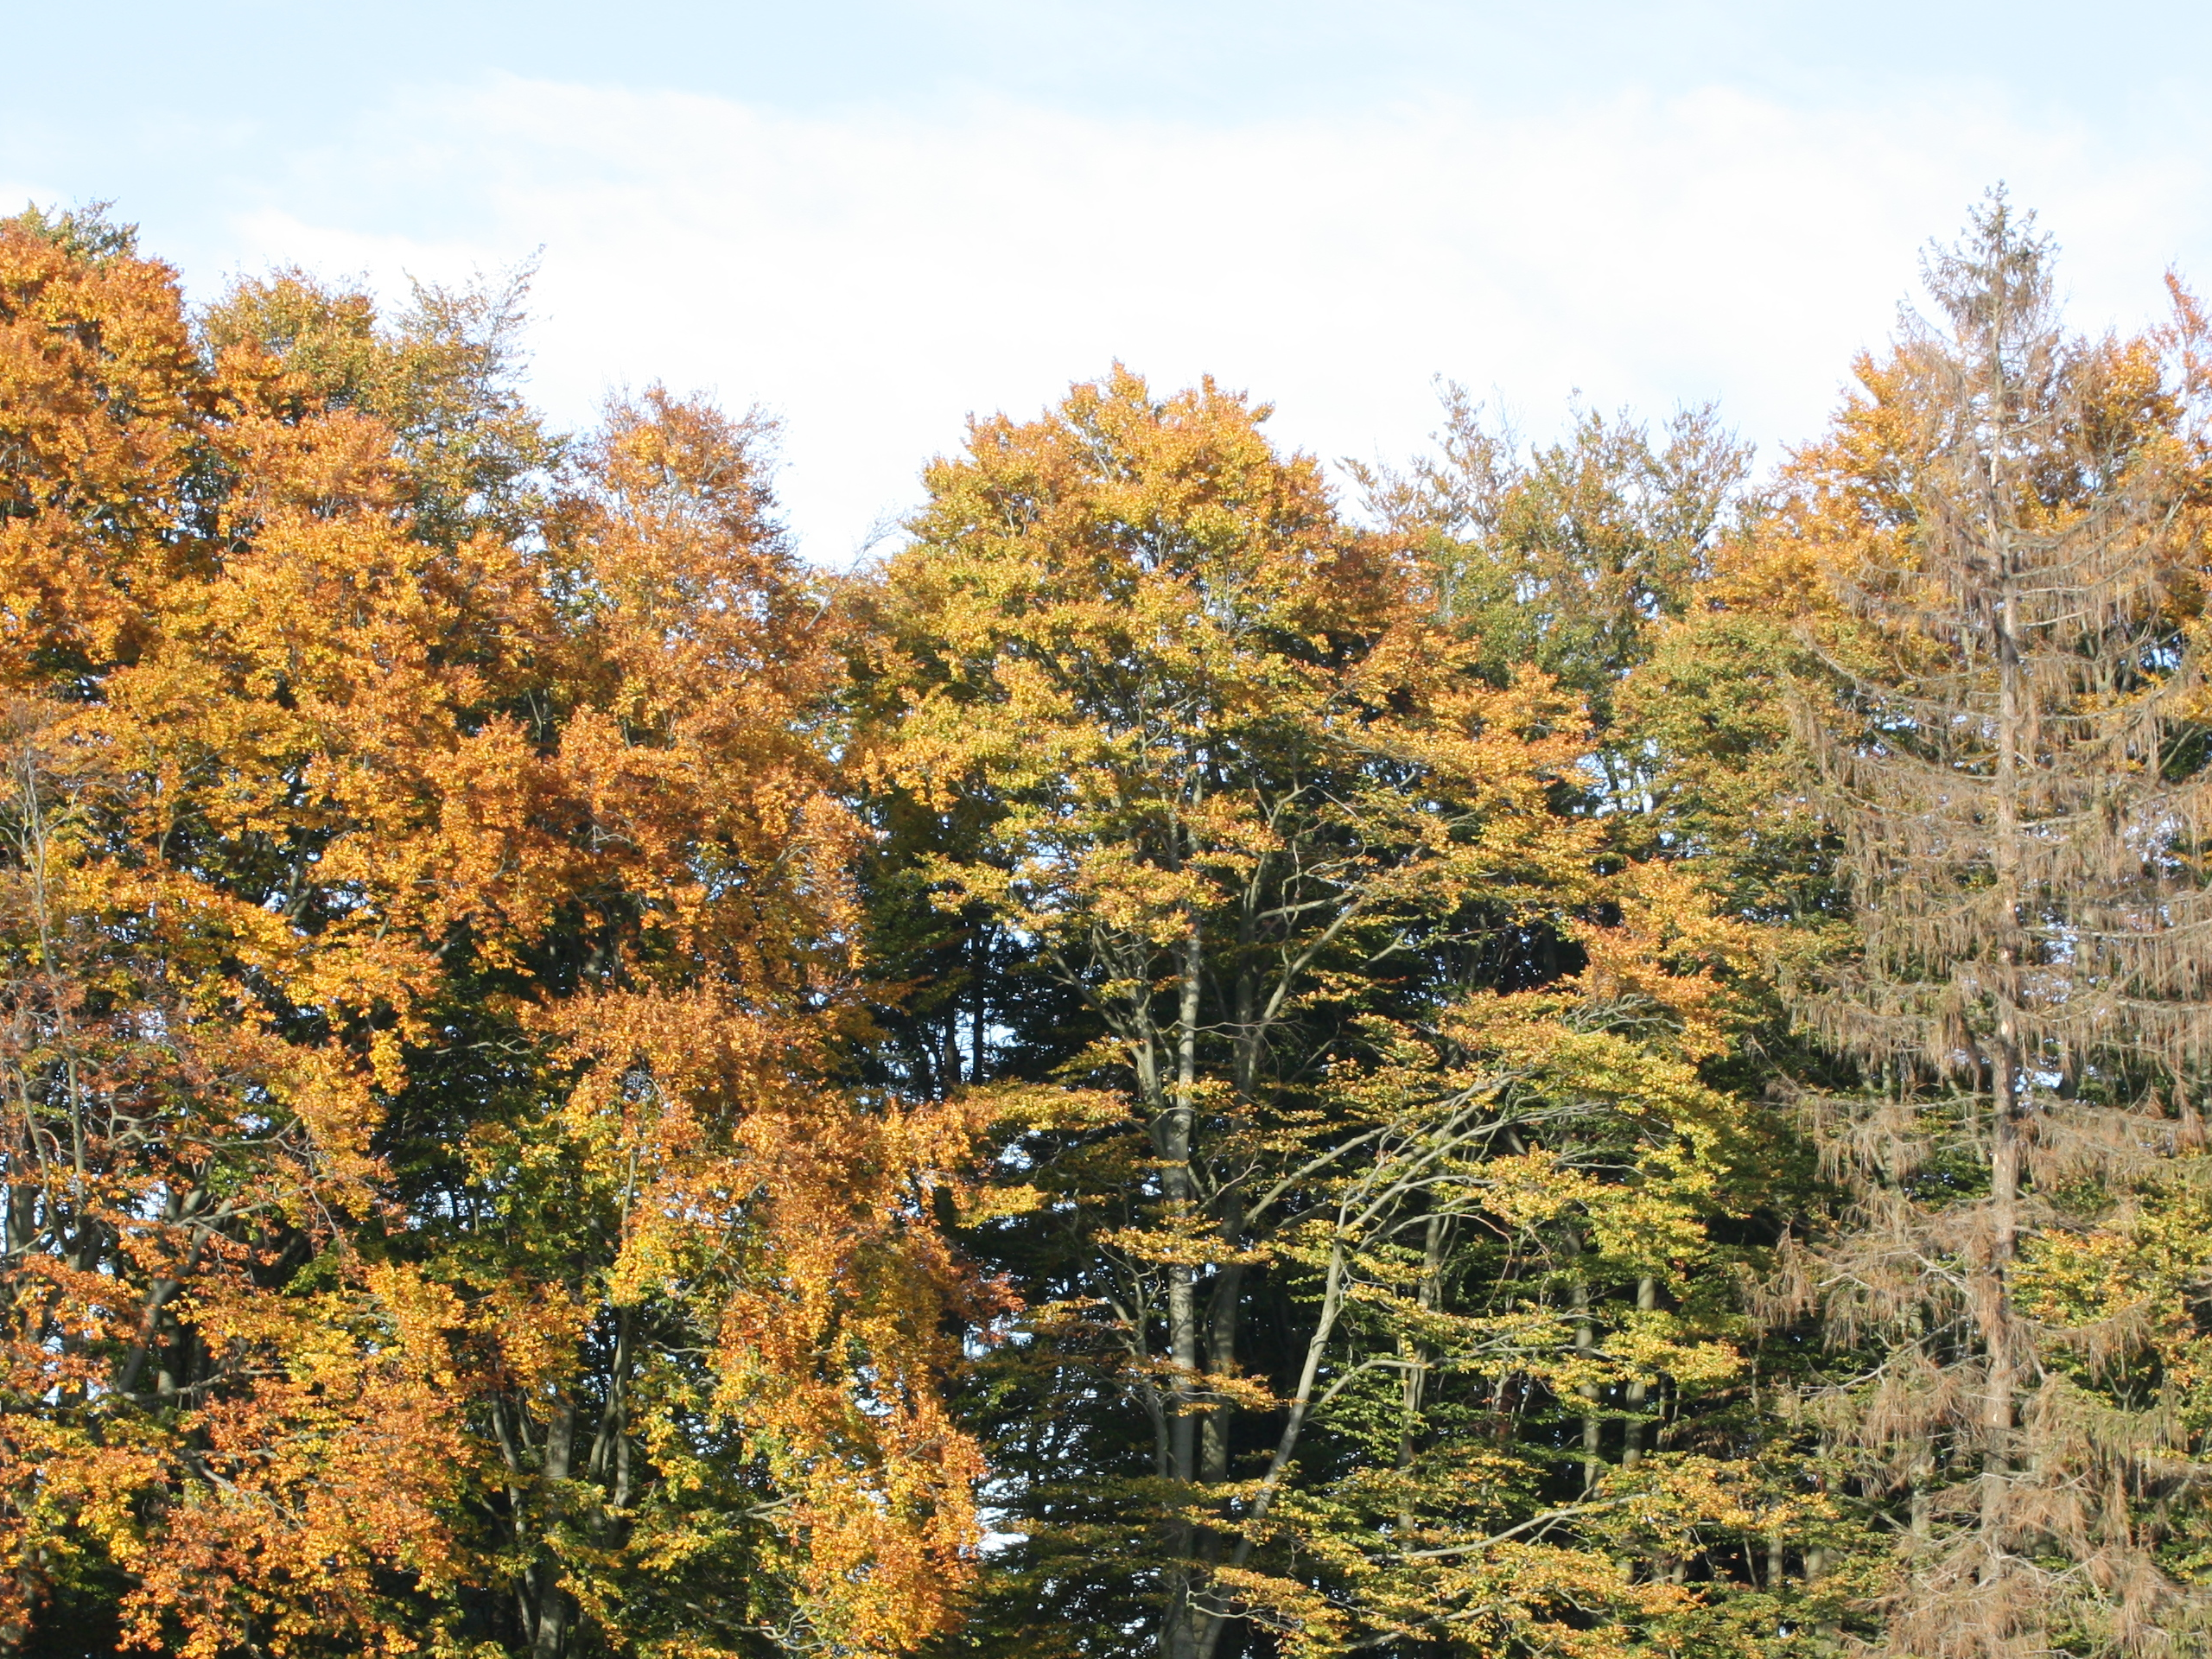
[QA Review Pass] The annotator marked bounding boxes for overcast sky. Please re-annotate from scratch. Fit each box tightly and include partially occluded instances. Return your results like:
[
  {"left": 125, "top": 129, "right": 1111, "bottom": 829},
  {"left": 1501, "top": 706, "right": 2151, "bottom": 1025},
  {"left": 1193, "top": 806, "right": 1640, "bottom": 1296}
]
[{"left": 8, "top": 2, "right": 2210, "bottom": 560}]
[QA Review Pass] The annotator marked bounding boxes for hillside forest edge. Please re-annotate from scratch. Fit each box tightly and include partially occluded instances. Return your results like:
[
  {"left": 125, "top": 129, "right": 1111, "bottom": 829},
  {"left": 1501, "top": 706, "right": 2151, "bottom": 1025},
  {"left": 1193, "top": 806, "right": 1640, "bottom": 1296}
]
[{"left": 6, "top": 192, "right": 2212, "bottom": 1659}]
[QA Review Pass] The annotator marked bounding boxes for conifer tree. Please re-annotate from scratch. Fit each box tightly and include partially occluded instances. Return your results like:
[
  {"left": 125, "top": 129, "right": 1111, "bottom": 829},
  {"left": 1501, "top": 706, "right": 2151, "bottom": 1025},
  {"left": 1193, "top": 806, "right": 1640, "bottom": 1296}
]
[{"left": 1774, "top": 194, "right": 2212, "bottom": 1657}]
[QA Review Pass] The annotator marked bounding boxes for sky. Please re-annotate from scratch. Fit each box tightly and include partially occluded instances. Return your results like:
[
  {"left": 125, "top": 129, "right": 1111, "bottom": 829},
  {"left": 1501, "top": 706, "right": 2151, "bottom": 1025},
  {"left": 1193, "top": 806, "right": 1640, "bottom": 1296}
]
[{"left": 7, "top": 1, "right": 2211, "bottom": 561}]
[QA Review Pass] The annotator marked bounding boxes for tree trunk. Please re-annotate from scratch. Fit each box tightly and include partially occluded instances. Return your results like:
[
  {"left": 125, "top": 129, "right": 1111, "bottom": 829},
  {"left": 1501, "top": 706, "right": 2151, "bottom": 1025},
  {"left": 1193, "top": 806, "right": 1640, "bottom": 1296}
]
[
  {"left": 1620, "top": 1274, "right": 1656, "bottom": 1469},
  {"left": 533, "top": 1391, "right": 575, "bottom": 1659},
  {"left": 1160, "top": 922, "right": 1205, "bottom": 1659},
  {"left": 1193, "top": 1243, "right": 1351, "bottom": 1659},
  {"left": 1979, "top": 550, "right": 2024, "bottom": 1571},
  {"left": 1572, "top": 1245, "right": 1601, "bottom": 1492}
]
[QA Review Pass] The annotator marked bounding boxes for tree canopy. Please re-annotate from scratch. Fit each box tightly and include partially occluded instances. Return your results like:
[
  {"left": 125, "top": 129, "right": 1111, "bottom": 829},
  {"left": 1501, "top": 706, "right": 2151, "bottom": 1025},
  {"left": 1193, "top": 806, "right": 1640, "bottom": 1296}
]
[{"left": 6, "top": 193, "right": 2212, "bottom": 1659}]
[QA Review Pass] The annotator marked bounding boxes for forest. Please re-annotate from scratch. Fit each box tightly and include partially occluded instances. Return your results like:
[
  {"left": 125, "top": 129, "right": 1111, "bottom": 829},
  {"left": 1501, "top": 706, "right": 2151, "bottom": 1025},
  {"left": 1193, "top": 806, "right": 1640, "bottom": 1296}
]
[{"left": 4, "top": 191, "right": 2212, "bottom": 1659}]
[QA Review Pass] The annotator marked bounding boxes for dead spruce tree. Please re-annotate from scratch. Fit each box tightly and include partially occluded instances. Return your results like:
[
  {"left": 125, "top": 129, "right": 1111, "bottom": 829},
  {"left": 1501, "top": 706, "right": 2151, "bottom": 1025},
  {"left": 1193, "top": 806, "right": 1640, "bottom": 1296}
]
[{"left": 1777, "top": 195, "right": 2212, "bottom": 1657}]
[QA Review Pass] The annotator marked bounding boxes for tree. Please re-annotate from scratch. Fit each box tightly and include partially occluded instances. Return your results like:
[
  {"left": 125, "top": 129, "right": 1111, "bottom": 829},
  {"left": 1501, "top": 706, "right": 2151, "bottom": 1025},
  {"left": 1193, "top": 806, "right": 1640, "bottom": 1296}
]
[
  {"left": 0, "top": 203, "right": 492, "bottom": 1658},
  {"left": 394, "top": 386, "right": 988, "bottom": 1659},
  {"left": 1769, "top": 194, "right": 2212, "bottom": 1656},
  {"left": 1348, "top": 386, "right": 1751, "bottom": 818},
  {"left": 199, "top": 261, "right": 558, "bottom": 548},
  {"left": 0, "top": 211, "right": 986, "bottom": 1659},
  {"left": 863, "top": 368, "right": 1769, "bottom": 1659}
]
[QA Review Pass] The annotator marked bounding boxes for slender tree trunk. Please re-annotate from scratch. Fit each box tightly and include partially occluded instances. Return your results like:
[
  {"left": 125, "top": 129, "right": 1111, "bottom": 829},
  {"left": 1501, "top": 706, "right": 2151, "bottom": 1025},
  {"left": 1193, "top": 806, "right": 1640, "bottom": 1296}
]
[
  {"left": 940, "top": 1007, "right": 962, "bottom": 1093},
  {"left": 971, "top": 921, "right": 988, "bottom": 1084},
  {"left": 1620, "top": 1274, "right": 1656, "bottom": 1469},
  {"left": 1980, "top": 552, "right": 2024, "bottom": 1571},
  {"left": 1193, "top": 1243, "right": 1351, "bottom": 1659},
  {"left": 1161, "top": 921, "right": 1205, "bottom": 1659},
  {"left": 1205, "top": 918, "right": 1263, "bottom": 1489},
  {"left": 1571, "top": 1241, "right": 1601, "bottom": 1492},
  {"left": 1201, "top": 1199, "right": 1243, "bottom": 1485},
  {"left": 534, "top": 1392, "right": 576, "bottom": 1659},
  {"left": 1807, "top": 1538, "right": 1840, "bottom": 1650},
  {"left": 586, "top": 1308, "right": 633, "bottom": 1492},
  {"left": 1397, "top": 1212, "right": 1449, "bottom": 1493}
]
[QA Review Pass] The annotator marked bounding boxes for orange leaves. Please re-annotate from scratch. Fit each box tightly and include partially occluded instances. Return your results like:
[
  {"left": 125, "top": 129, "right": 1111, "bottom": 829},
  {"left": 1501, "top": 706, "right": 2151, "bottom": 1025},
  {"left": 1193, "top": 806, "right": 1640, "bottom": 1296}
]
[
  {"left": 1563, "top": 858, "right": 1758, "bottom": 1062},
  {"left": 0, "top": 223, "right": 987, "bottom": 1659},
  {"left": 0, "top": 215, "right": 207, "bottom": 685},
  {"left": 117, "top": 1274, "right": 473, "bottom": 1659},
  {"left": 0, "top": 1246, "right": 477, "bottom": 1659}
]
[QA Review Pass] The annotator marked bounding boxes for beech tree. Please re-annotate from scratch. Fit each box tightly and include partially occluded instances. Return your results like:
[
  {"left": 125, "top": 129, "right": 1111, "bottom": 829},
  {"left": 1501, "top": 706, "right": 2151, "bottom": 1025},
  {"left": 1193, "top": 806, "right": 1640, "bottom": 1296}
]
[
  {"left": 861, "top": 369, "right": 1776, "bottom": 1659},
  {"left": 0, "top": 208, "right": 985, "bottom": 1659},
  {"left": 1348, "top": 386, "right": 1751, "bottom": 823}
]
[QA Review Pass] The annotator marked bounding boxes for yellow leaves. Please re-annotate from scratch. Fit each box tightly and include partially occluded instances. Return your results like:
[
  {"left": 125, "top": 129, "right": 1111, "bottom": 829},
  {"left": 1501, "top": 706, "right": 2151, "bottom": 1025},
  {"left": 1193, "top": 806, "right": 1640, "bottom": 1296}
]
[
  {"left": 912, "top": 366, "right": 1348, "bottom": 611},
  {"left": 1592, "top": 1453, "right": 1822, "bottom": 1564},
  {"left": 951, "top": 1179, "right": 1050, "bottom": 1225},
  {"left": 1122, "top": 1356, "right": 1284, "bottom": 1415},
  {"left": 79, "top": 1263, "right": 480, "bottom": 1659},
  {"left": 1452, "top": 1146, "right": 1714, "bottom": 1290},
  {"left": 1097, "top": 1222, "right": 1275, "bottom": 1271},
  {"left": 2012, "top": 1166, "right": 2212, "bottom": 1411},
  {"left": 1416, "top": 858, "right": 1761, "bottom": 1243},
  {"left": 1571, "top": 859, "right": 1757, "bottom": 1058},
  {"left": 973, "top": 1079, "right": 1132, "bottom": 1134},
  {"left": 1357, "top": 1538, "right": 1667, "bottom": 1659},
  {"left": 864, "top": 363, "right": 1789, "bottom": 1659},
  {"left": 878, "top": 361, "right": 1609, "bottom": 1018},
  {"left": 1611, "top": 1320, "right": 1747, "bottom": 1399},
  {"left": 1202, "top": 1563, "right": 1350, "bottom": 1659},
  {"left": 1476, "top": 1147, "right": 1605, "bottom": 1231},
  {"left": 705, "top": 1212, "right": 987, "bottom": 1653},
  {"left": 475, "top": 1276, "right": 593, "bottom": 1399}
]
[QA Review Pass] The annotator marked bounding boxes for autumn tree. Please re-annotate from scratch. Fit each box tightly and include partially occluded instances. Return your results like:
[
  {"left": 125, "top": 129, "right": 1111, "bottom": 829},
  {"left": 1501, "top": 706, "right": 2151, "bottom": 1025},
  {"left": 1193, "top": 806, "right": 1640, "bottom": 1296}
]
[
  {"left": 199, "top": 261, "right": 556, "bottom": 548},
  {"left": 1770, "top": 194, "right": 2212, "bottom": 1656},
  {"left": 0, "top": 202, "right": 486, "bottom": 1658},
  {"left": 0, "top": 208, "right": 987, "bottom": 1659},
  {"left": 861, "top": 368, "right": 1774, "bottom": 1659},
  {"left": 387, "top": 386, "right": 988, "bottom": 1659},
  {"left": 1349, "top": 386, "right": 1751, "bottom": 821},
  {"left": 1348, "top": 373, "right": 1868, "bottom": 1653}
]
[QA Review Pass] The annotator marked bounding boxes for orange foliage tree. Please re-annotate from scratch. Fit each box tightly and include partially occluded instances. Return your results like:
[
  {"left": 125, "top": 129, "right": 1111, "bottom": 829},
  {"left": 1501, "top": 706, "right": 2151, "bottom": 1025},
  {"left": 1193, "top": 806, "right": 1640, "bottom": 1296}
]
[{"left": 0, "top": 209, "right": 984, "bottom": 1658}]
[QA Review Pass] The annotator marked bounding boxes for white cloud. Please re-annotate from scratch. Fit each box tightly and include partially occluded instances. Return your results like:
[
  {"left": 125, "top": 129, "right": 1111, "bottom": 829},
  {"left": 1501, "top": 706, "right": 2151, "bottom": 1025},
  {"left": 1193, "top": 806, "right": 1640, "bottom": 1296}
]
[{"left": 221, "top": 73, "right": 2212, "bottom": 562}]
